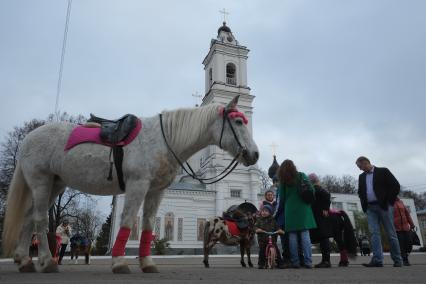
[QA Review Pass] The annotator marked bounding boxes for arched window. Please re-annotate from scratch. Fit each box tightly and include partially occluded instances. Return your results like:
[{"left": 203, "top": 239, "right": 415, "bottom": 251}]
[
  {"left": 226, "top": 63, "right": 236, "bottom": 85},
  {"left": 164, "top": 212, "right": 174, "bottom": 241},
  {"left": 209, "top": 68, "right": 213, "bottom": 86}
]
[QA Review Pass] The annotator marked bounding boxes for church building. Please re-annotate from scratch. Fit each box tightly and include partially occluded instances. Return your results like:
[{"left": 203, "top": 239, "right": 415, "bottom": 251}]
[{"left": 109, "top": 22, "right": 263, "bottom": 254}]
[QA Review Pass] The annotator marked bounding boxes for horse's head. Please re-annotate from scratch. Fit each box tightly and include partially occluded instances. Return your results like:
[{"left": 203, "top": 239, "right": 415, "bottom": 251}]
[{"left": 212, "top": 96, "right": 259, "bottom": 166}]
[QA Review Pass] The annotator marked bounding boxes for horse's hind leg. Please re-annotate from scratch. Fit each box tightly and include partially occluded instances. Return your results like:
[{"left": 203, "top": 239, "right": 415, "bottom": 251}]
[
  {"left": 14, "top": 205, "right": 36, "bottom": 272},
  {"left": 203, "top": 221, "right": 213, "bottom": 268},
  {"left": 138, "top": 189, "right": 165, "bottom": 273},
  {"left": 14, "top": 179, "right": 63, "bottom": 273},
  {"left": 246, "top": 243, "right": 253, "bottom": 268},
  {"left": 31, "top": 180, "right": 59, "bottom": 273}
]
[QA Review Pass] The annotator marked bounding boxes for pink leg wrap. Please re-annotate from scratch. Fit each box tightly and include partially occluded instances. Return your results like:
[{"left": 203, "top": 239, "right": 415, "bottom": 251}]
[
  {"left": 139, "top": 231, "right": 153, "bottom": 257},
  {"left": 340, "top": 249, "right": 348, "bottom": 263},
  {"left": 112, "top": 227, "right": 131, "bottom": 257}
]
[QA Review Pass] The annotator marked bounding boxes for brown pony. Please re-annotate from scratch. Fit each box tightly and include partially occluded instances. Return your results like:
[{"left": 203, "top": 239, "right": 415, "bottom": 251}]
[{"left": 203, "top": 204, "right": 257, "bottom": 268}]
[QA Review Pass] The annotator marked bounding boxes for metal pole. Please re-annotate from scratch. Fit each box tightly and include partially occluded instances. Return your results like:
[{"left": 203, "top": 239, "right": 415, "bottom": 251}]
[{"left": 54, "top": 0, "right": 73, "bottom": 121}]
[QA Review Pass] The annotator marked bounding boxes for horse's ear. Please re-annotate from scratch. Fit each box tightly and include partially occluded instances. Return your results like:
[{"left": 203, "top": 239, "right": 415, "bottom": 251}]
[{"left": 225, "top": 95, "right": 240, "bottom": 111}]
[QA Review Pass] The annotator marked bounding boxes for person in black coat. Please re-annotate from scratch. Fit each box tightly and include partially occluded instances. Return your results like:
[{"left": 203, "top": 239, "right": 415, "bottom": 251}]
[
  {"left": 356, "top": 156, "right": 402, "bottom": 267},
  {"left": 308, "top": 173, "right": 333, "bottom": 268}
]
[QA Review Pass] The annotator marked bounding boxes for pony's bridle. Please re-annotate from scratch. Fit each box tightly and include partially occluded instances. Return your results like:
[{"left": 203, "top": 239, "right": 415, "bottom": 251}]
[{"left": 159, "top": 108, "right": 246, "bottom": 184}]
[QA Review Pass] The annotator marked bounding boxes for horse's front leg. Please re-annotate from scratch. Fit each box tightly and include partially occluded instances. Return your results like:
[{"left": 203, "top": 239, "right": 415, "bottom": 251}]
[
  {"left": 138, "top": 188, "right": 165, "bottom": 273},
  {"left": 246, "top": 240, "right": 253, "bottom": 268},
  {"left": 111, "top": 180, "right": 149, "bottom": 274},
  {"left": 240, "top": 240, "right": 247, "bottom": 267}
]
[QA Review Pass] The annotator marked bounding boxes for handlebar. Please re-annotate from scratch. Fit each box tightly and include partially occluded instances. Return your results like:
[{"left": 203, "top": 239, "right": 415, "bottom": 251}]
[{"left": 260, "top": 231, "right": 279, "bottom": 235}]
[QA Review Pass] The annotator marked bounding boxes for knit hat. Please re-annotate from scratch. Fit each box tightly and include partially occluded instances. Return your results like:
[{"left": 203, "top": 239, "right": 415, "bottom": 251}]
[
  {"left": 308, "top": 173, "right": 319, "bottom": 184},
  {"left": 262, "top": 204, "right": 273, "bottom": 215}
]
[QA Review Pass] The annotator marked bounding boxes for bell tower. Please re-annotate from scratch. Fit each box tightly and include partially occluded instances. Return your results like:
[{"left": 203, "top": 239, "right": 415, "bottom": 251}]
[
  {"left": 191, "top": 21, "right": 260, "bottom": 215},
  {"left": 202, "top": 21, "right": 253, "bottom": 132}
]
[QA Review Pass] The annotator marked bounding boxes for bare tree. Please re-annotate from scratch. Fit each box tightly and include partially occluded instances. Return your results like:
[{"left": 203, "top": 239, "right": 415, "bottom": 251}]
[
  {"left": 70, "top": 199, "right": 103, "bottom": 241},
  {"left": 320, "top": 175, "right": 357, "bottom": 194},
  {"left": 48, "top": 188, "right": 92, "bottom": 232},
  {"left": 0, "top": 119, "right": 46, "bottom": 212},
  {"left": 0, "top": 113, "right": 88, "bottom": 234},
  {"left": 95, "top": 211, "right": 112, "bottom": 255},
  {"left": 259, "top": 168, "right": 272, "bottom": 193},
  {"left": 400, "top": 187, "right": 426, "bottom": 211}
]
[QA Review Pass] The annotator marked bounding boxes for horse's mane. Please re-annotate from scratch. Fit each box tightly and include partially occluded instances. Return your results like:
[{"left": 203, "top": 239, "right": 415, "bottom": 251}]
[{"left": 161, "top": 104, "right": 220, "bottom": 154}]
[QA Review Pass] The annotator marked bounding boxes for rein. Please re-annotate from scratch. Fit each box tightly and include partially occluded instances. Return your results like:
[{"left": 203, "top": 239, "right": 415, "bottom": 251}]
[{"left": 159, "top": 109, "right": 245, "bottom": 184}]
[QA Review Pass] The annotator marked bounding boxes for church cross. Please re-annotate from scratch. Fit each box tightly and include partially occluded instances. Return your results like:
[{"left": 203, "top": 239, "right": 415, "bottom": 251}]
[
  {"left": 219, "top": 8, "right": 229, "bottom": 23},
  {"left": 192, "top": 91, "right": 202, "bottom": 107},
  {"left": 269, "top": 143, "right": 278, "bottom": 156}
]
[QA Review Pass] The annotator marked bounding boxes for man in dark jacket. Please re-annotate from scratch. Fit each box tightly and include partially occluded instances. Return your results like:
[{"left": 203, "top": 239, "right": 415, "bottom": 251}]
[{"left": 356, "top": 156, "right": 402, "bottom": 267}]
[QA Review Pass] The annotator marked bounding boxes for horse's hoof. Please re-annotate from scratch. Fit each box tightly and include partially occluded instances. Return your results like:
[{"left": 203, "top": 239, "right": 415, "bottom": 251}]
[
  {"left": 248, "top": 262, "right": 254, "bottom": 268},
  {"left": 203, "top": 260, "right": 210, "bottom": 268},
  {"left": 13, "top": 253, "right": 25, "bottom": 265},
  {"left": 112, "top": 264, "right": 131, "bottom": 274},
  {"left": 142, "top": 266, "right": 159, "bottom": 273},
  {"left": 19, "top": 259, "right": 36, "bottom": 273},
  {"left": 241, "top": 262, "right": 247, "bottom": 268},
  {"left": 39, "top": 259, "right": 59, "bottom": 273}
]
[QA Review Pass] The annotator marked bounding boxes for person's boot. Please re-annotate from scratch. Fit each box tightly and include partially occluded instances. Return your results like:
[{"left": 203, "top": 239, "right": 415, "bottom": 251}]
[
  {"left": 339, "top": 250, "right": 349, "bottom": 267},
  {"left": 315, "top": 261, "right": 331, "bottom": 268},
  {"left": 403, "top": 259, "right": 411, "bottom": 266}
]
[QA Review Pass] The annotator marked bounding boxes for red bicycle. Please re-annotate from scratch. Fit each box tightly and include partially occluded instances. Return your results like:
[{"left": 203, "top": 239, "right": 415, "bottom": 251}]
[{"left": 264, "top": 231, "right": 279, "bottom": 269}]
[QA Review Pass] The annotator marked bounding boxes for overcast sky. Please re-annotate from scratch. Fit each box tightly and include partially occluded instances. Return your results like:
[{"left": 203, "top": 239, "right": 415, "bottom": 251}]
[{"left": 1, "top": 0, "right": 426, "bottom": 202}]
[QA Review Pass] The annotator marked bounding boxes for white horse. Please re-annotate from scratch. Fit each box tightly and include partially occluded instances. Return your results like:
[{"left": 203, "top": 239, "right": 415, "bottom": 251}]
[{"left": 2, "top": 96, "right": 259, "bottom": 274}]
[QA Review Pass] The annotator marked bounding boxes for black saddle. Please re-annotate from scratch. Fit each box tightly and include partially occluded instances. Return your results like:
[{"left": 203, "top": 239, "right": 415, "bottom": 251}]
[
  {"left": 87, "top": 113, "right": 139, "bottom": 192},
  {"left": 223, "top": 205, "right": 249, "bottom": 230},
  {"left": 88, "top": 113, "right": 138, "bottom": 145}
]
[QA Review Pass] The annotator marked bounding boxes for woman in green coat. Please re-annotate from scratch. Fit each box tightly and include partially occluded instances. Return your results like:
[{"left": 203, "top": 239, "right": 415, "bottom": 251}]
[{"left": 278, "top": 159, "right": 317, "bottom": 268}]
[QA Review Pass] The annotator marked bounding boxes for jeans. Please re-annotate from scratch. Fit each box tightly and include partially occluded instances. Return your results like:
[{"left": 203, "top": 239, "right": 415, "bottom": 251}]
[
  {"left": 280, "top": 230, "right": 304, "bottom": 265},
  {"left": 289, "top": 230, "right": 312, "bottom": 266},
  {"left": 59, "top": 244, "right": 68, "bottom": 263},
  {"left": 366, "top": 204, "right": 402, "bottom": 264}
]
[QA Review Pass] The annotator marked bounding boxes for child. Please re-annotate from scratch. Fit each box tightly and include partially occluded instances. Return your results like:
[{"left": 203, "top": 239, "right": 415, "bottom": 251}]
[
  {"left": 255, "top": 204, "right": 284, "bottom": 269},
  {"left": 393, "top": 197, "right": 415, "bottom": 266}
]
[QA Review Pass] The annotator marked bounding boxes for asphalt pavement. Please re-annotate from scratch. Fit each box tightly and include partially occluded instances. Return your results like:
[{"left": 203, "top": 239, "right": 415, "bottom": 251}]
[{"left": 1, "top": 253, "right": 426, "bottom": 284}]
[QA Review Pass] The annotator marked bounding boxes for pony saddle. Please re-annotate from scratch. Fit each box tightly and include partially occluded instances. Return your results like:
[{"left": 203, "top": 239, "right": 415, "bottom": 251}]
[
  {"left": 88, "top": 113, "right": 138, "bottom": 145},
  {"left": 222, "top": 205, "right": 249, "bottom": 230}
]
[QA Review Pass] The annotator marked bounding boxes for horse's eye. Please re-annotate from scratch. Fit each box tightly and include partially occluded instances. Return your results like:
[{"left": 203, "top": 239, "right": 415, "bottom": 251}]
[{"left": 235, "top": 119, "right": 243, "bottom": 125}]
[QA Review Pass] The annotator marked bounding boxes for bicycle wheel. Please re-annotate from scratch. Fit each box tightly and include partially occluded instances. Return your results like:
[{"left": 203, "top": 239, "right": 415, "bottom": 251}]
[{"left": 266, "top": 246, "right": 276, "bottom": 269}]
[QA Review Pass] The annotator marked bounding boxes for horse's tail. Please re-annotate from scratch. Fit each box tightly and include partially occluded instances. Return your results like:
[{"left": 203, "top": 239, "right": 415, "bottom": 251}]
[
  {"left": 340, "top": 210, "right": 358, "bottom": 257},
  {"left": 2, "top": 161, "right": 32, "bottom": 257}
]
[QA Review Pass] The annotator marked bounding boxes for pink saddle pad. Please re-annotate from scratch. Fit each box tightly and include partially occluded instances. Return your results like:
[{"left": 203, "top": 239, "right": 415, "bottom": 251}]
[{"left": 64, "top": 119, "right": 142, "bottom": 151}]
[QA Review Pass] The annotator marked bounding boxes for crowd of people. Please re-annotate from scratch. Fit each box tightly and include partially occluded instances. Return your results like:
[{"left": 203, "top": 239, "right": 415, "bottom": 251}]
[{"left": 255, "top": 156, "right": 416, "bottom": 269}]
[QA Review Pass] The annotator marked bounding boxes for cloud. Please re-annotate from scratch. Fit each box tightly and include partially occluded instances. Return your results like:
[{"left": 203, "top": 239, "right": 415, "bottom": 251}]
[{"left": 1, "top": 0, "right": 425, "bottom": 192}]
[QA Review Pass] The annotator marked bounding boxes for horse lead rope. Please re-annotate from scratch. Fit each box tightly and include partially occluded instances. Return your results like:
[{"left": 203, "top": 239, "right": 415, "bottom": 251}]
[{"left": 159, "top": 112, "right": 243, "bottom": 185}]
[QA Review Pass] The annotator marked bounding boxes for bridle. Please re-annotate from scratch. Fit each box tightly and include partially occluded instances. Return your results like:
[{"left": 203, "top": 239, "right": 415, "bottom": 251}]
[{"left": 159, "top": 108, "right": 247, "bottom": 184}]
